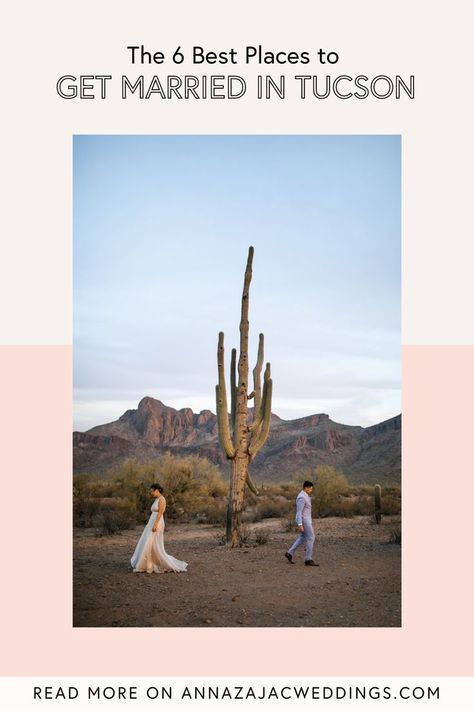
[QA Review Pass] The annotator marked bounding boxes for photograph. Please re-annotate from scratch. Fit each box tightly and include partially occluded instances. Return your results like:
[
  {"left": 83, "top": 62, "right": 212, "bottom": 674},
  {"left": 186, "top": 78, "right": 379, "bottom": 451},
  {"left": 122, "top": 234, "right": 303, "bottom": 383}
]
[{"left": 73, "top": 134, "right": 401, "bottom": 627}]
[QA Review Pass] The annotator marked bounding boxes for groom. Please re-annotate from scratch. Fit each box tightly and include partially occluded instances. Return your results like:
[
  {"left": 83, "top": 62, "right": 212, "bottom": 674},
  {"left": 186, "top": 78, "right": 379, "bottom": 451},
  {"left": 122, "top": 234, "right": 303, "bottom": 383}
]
[{"left": 285, "top": 480, "right": 319, "bottom": 566}]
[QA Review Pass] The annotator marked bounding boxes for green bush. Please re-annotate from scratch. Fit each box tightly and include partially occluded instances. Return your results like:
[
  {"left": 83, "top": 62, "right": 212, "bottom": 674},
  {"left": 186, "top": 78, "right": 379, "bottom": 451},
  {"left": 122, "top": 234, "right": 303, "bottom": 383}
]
[
  {"left": 73, "top": 456, "right": 401, "bottom": 530},
  {"left": 312, "top": 465, "right": 350, "bottom": 517},
  {"left": 196, "top": 499, "right": 227, "bottom": 525},
  {"left": 255, "top": 496, "right": 292, "bottom": 521},
  {"left": 74, "top": 454, "right": 228, "bottom": 527}
]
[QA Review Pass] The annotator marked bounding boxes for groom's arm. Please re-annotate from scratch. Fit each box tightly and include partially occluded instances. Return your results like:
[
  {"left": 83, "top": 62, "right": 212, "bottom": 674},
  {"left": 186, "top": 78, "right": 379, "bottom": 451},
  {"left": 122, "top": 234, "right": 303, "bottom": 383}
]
[{"left": 295, "top": 496, "right": 305, "bottom": 528}]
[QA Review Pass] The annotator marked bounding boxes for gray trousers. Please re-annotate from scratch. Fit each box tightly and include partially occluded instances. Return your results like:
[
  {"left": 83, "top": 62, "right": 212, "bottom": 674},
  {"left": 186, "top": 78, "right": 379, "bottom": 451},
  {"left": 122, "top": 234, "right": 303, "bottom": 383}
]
[{"left": 288, "top": 518, "right": 315, "bottom": 561}]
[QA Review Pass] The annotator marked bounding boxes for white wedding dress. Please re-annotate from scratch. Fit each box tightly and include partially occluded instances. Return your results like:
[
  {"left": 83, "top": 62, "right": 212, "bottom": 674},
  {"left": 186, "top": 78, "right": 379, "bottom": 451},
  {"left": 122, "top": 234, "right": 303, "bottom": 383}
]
[{"left": 131, "top": 497, "right": 188, "bottom": 573}]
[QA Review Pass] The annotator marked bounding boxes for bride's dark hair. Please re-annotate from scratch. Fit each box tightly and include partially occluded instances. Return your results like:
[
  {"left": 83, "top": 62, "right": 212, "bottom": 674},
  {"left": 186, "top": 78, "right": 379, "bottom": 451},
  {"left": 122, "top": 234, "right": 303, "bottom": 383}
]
[{"left": 151, "top": 483, "right": 164, "bottom": 493}]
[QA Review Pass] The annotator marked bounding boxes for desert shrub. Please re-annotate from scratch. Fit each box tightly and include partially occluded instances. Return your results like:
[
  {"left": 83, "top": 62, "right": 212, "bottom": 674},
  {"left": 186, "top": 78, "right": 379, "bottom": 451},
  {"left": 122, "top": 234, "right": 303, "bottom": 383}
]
[
  {"left": 351, "top": 495, "right": 373, "bottom": 516},
  {"left": 95, "top": 513, "right": 121, "bottom": 536},
  {"left": 74, "top": 498, "right": 100, "bottom": 527},
  {"left": 254, "top": 530, "right": 269, "bottom": 545},
  {"left": 92, "top": 498, "right": 137, "bottom": 535},
  {"left": 239, "top": 491, "right": 293, "bottom": 523},
  {"left": 215, "top": 525, "right": 251, "bottom": 546},
  {"left": 388, "top": 527, "right": 402, "bottom": 545},
  {"left": 145, "top": 453, "right": 227, "bottom": 521},
  {"left": 348, "top": 484, "right": 401, "bottom": 518},
  {"left": 241, "top": 506, "right": 258, "bottom": 523},
  {"left": 354, "top": 484, "right": 374, "bottom": 496},
  {"left": 74, "top": 454, "right": 228, "bottom": 528},
  {"left": 238, "top": 524, "right": 252, "bottom": 546},
  {"left": 381, "top": 487, "right": 401, "bottom": 516},
  {"left": 196, "top": 498, "right": 227, "bottom": 525},
  {"left": 280, "top": 476, "right": 305, "bottom": 501},
  {"left": 73, "top": 472, "right": 96, "bottom": 499},
  {"left": 312, "top": 465, "right": 350, "bottom": 517},
  {"left": 327, "top": 497, "right": 355, "bottom": 518},
  {"left": 94, "top": 510, "right": 136, "bottom": 536},
  {"left": 256, "top": 495, "right": 292, "bottom": 520},
  {"left": 73, "top": 474, "right": 117, "bottom": 527},
  {"left": 74, "top": 457, "right": 401, "bottom": 529}
]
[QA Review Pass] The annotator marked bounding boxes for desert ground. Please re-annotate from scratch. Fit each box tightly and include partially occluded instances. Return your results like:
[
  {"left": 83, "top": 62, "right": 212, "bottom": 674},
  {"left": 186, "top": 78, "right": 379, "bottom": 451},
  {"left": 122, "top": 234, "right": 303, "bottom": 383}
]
[{"left": 73, "top": 516, "right": 401, "bottom": 627}]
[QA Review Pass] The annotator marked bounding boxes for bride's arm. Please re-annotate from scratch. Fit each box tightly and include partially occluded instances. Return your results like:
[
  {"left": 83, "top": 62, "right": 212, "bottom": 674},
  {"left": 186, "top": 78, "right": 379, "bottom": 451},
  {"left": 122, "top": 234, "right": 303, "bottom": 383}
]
[{"left": 152, "top": 496, "right": 166, "bottom": 532}]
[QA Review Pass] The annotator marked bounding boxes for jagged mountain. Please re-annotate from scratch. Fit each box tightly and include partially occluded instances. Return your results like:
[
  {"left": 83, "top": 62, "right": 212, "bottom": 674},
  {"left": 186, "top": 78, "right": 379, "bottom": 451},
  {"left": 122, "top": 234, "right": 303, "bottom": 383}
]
[{"left": 73, "top": 396, "right": 401, "bottom": 484}]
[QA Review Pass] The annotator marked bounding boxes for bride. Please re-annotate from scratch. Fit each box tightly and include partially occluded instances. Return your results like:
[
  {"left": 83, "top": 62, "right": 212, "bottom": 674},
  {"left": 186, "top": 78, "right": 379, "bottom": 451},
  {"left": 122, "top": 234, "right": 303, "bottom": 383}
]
[{"left": 131, "top": 483, "right": 188, "bottom": 573}]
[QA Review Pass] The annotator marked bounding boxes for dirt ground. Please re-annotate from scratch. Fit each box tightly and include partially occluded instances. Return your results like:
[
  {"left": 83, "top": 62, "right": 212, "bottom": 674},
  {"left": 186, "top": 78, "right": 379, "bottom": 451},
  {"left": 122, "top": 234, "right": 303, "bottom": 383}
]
[{"left": 73, "top": 516, "right": 401, "bottom": 627}]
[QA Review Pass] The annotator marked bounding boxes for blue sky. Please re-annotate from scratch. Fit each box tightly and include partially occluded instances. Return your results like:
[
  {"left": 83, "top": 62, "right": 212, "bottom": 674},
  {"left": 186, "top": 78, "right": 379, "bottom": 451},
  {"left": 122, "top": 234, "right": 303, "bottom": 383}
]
[{"left": 73, "top": 135, "right": 400, "bottom": 431}]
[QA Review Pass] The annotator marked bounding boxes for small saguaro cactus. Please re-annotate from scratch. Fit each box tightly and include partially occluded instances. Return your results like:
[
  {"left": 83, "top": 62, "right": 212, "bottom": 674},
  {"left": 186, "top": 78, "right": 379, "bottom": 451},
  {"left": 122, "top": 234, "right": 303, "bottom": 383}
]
[
  {"left": 215, "top": 246, "right": 273, "bottom": 547},
  {"left": 374, "top": 484, "right": 382, "bottom": 524}
]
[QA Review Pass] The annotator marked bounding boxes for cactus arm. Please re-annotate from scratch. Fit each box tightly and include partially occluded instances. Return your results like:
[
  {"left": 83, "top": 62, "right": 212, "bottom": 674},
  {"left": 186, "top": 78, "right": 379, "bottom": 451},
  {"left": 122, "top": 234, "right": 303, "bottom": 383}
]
[
  {"left": 216, "top": 332, "right": 235, "bottom": 459},
  {"left": 230, "top": 347, "right": 237, "bottom": 435},
  {"left": 245, "top": 471, "right": 259, "bottom": 495},
  {"left": 252, "top": 333, "right": 264, "bottom": 415},
  {"left": 250, "top": 361, "right": 271, "bottom": 433},
  {"left": 249, "top": 374, "right": 272, "bottom": 457},
  {"left": 216, "top": 385, "right": 235, "bottom": 459}
]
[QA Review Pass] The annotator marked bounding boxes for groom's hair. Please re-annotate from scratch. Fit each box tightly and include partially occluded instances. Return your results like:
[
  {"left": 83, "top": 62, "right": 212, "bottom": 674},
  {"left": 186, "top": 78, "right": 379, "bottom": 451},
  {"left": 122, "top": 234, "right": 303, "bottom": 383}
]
[
  {"left": 151, "top": 483, "right": 164, "bottom": 493},
  {"left": 303, "top": 480, "right": 314, "bottom": 488}
]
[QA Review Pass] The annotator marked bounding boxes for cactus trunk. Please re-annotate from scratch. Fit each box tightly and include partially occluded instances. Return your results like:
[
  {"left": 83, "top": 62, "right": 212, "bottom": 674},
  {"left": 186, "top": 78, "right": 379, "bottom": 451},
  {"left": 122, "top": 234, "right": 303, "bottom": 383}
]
[
  {"left": 226, "top": 458, "right": 247, "bottom": 546},
  {"left": 217, "top": 247, "right": 273, "bottom": 547}
]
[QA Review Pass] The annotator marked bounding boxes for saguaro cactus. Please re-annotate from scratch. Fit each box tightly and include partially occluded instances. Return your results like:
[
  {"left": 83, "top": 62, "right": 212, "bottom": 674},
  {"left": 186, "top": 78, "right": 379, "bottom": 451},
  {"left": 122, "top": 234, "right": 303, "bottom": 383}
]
[
  {"left": 216, "top": 246, "right": 273, "bottom": 546},
  {"left": 374, "top": 484, "right": 382, "bottom": 524}
]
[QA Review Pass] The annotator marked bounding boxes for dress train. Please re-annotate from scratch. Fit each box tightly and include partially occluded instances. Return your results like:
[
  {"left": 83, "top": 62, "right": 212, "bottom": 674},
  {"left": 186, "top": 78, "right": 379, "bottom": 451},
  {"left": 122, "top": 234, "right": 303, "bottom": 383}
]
[{"left": 131, "top": 498, "right": 187, "bottom": 573}]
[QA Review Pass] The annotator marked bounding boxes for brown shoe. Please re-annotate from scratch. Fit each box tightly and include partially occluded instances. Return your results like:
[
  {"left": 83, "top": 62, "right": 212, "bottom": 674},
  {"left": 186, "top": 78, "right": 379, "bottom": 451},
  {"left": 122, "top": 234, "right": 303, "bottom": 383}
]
[
  {"left": 284, "top": 552, "right": 295, "bottom": 564},
  {"left": 304, "top": 560, "right": 319, "bottom": 567}
]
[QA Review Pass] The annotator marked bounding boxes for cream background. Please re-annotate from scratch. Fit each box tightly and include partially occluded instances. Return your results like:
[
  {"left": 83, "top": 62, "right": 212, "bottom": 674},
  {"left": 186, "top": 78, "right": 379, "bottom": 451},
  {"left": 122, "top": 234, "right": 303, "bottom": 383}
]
[
  {"left": 2, "top": 1, "right": 473, "bottom": 344},
  {"left": 1, "top": 0, "right": 473, "bottom": 678}
]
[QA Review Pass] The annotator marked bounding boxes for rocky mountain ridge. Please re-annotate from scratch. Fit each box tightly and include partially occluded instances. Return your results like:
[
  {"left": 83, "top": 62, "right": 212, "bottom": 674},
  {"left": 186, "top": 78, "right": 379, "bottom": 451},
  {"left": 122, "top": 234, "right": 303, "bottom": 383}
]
[{"left": 73, "top": 396, "right": 401, "bottom": 484}]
